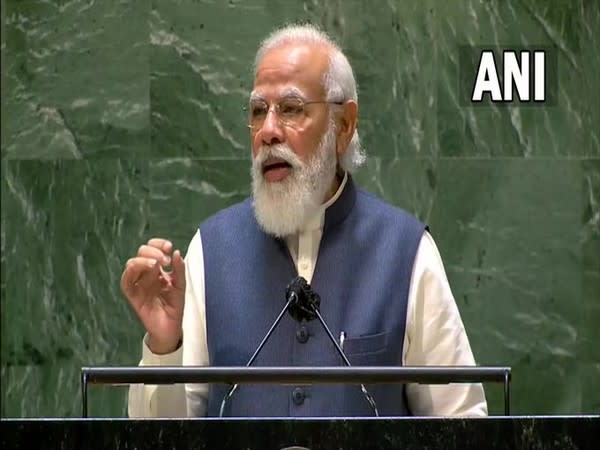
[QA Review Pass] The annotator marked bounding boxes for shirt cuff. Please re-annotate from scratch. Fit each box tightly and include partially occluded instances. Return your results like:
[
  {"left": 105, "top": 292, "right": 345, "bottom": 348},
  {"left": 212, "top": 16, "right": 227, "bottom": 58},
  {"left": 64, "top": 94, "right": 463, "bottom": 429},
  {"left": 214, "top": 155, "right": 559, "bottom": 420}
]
[{"left": 141, "top": 333, "right": 183, "bottom": 366}]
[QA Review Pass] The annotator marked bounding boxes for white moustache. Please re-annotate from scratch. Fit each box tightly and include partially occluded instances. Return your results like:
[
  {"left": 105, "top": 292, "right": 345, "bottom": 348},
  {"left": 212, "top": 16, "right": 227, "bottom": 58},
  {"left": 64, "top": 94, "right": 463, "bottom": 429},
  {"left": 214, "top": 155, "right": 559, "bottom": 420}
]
[{"left": 253, "top": 144, "right": 304, "bottom": 170}]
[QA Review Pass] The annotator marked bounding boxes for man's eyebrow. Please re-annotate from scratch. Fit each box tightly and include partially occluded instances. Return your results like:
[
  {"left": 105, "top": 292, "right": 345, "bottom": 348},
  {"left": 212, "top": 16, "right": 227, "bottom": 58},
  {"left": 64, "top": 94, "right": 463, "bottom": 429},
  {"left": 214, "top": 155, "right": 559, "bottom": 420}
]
[
  {"left": 249, "top": 92, "right": 265, "bottom": 102},
  {"left": 280, "top": 87, "right": 307, "bottom": 99},
  {"left": 249, "top": 87, "right": 308, "bottom": 102}
]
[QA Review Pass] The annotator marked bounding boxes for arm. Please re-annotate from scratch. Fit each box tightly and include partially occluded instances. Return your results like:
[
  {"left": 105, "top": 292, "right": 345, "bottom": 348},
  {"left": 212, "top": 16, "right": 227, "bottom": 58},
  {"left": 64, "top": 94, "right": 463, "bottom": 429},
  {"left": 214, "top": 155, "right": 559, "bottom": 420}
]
[
  {"left": 403, "top": 231, "right": 488, "bottom": 416},
  {"left": 127, "top": 231, "right": 209, "bottom": 417}
]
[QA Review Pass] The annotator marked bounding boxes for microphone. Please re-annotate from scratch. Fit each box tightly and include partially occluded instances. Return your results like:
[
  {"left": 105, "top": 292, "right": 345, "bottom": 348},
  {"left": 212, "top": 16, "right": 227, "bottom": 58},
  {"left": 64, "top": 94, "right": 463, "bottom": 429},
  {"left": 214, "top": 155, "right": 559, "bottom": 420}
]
[
  {"left": 285, "top": 277, "right": 379, "bottom": 417},
  {"left": 286, "top": 276, "right": 319, "bottom": 322}
]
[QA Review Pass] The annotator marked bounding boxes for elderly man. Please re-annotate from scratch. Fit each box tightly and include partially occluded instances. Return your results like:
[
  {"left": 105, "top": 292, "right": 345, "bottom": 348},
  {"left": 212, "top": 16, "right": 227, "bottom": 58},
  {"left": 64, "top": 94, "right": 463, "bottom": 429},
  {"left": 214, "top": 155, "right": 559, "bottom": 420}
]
[{"left": 124, "top": 24, "right": 488, "bottom": 417}]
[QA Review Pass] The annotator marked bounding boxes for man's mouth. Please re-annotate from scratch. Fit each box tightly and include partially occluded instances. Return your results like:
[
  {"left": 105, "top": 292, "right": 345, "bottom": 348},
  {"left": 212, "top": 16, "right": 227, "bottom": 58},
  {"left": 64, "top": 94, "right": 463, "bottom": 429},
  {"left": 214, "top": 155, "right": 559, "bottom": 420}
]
[{"left": 262, "top": 157, "right": 292, "bottom": 182}]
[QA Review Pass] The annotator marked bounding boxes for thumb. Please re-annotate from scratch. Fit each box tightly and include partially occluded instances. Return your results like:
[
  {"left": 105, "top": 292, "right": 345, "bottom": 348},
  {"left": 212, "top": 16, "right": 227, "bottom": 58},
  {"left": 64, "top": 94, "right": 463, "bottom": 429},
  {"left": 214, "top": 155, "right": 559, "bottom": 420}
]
[{"left": 171, "top": 249, "right": 186, "bottom": 290}]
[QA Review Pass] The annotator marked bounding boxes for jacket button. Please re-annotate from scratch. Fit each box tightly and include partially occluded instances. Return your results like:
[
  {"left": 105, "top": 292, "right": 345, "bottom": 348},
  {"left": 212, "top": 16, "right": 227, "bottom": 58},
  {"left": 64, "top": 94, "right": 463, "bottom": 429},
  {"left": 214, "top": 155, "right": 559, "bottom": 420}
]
[
  {"left": 292, "top": 387, "right": 305, "bottom": 405},
  {"left": 296, "top": 326, "right": 309, "bottom": 343}
]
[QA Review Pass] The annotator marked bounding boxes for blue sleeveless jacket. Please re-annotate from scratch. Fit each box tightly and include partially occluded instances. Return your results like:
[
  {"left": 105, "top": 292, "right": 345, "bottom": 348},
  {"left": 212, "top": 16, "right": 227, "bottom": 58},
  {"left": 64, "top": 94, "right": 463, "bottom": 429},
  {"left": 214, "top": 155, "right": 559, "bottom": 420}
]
[{"left": 199, "top": 176, "right": 426, "bottom": 417}]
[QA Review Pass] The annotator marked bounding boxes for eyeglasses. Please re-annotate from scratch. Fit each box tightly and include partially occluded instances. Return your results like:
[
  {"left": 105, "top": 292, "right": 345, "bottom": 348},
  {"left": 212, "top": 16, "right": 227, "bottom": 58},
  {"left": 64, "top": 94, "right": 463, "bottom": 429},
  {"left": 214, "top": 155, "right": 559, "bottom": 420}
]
[{"left": 245, "top": 97, "right": 344, "bottom": 131}]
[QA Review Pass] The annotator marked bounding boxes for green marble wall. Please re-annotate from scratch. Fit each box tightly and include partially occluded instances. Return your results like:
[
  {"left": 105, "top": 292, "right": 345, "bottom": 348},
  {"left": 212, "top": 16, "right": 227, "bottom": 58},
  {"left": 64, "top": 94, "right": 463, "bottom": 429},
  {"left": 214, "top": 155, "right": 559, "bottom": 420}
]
[{"left": 1, "top": 0, "right": 598, "bottom": 417}]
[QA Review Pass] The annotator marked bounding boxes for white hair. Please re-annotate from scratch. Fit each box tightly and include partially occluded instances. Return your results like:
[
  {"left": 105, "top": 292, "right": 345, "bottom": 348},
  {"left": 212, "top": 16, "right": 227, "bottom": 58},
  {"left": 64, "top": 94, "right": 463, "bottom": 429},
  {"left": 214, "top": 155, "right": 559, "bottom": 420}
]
[{"left": 254, "top": 24, "right": 366, "bottom": 173}]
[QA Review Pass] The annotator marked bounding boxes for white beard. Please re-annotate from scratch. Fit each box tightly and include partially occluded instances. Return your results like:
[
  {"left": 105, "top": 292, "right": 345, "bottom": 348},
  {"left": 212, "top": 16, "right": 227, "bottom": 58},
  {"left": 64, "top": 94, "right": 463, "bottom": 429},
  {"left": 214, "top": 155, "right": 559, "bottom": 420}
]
[{"left": 251, "top": 124, "right": 338, "bottom": 237}]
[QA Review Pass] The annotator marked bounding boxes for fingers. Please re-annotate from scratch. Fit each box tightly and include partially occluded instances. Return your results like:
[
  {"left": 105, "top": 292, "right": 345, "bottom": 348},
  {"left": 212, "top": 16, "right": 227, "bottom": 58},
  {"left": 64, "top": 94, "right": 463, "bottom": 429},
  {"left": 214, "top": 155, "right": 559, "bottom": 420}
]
[
  {"left": 147, "top": 238, "right": 173, "bottom": 254},
  {"left": 170, "top": 250, "right": 186, "bottom": 290},
  {"left": 121, "top": 238, "right": 183, "bottom": 300},
  {"left": 137, "top": 244, "right": 171, "bottom": 266},
  {"left": 120, "top": 257, "right": 160, "bottom": 295}
]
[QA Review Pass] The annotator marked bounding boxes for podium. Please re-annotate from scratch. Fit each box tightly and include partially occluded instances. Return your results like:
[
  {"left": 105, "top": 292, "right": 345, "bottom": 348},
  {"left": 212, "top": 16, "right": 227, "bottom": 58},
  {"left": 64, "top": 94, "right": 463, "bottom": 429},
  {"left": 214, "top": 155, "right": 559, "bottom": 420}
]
[
  {"left": 2, "top": 416, "right": 598, "bottom": 449},
  {"left": 2, "top": 365, "right": 598, "bottom": 449}
]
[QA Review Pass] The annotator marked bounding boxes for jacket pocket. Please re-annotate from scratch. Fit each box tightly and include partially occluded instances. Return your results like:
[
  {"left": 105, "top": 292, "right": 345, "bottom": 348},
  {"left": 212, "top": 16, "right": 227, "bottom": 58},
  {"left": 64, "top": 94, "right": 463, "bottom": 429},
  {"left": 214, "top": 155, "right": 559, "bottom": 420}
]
[{"left": 343, "top": 331, "right": 389, "bottom": 356}]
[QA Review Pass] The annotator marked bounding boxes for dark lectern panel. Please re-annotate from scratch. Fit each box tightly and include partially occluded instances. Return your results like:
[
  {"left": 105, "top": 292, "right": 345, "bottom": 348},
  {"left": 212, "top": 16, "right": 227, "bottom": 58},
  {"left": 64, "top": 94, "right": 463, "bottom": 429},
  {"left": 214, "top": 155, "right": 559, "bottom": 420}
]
[{"left": 1, "top": 416, "right": 598, "bottom": 450}]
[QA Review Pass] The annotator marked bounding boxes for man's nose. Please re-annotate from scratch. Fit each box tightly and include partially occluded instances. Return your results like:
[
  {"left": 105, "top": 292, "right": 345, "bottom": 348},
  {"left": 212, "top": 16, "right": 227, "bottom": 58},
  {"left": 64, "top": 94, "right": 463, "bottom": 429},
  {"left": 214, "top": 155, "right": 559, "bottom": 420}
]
[{"left": 258, "top": 109, "right": 284, "bottom": 146}]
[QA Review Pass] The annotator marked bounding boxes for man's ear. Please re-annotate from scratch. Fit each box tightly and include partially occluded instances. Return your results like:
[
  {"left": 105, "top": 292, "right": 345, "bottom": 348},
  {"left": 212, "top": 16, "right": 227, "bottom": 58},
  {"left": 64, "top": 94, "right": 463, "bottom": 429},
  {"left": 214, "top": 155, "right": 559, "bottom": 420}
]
[{"left": 336, "top": 100, "right": 358, "bottom": 156}]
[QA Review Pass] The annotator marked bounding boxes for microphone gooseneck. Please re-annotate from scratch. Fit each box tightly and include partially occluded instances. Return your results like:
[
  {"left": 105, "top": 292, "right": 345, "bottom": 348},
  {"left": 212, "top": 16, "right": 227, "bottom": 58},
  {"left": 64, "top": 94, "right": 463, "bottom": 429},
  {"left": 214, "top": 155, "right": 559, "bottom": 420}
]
[
  {"left": 285, "top": 276, "right": 379, "bottom": 417},
  {"left": 218, "top": 290, "right": 296, "bottom": 417},
  {"left": 219, "top": 276, "right": 379, "bottom": 417}
]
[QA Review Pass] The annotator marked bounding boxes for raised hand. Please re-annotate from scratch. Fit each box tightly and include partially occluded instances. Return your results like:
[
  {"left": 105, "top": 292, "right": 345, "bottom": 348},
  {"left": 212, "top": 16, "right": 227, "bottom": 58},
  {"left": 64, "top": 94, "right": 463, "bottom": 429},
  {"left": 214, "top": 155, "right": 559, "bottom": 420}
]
[{"left": 121, "top": 238, "right": 186, "bottom": 354}]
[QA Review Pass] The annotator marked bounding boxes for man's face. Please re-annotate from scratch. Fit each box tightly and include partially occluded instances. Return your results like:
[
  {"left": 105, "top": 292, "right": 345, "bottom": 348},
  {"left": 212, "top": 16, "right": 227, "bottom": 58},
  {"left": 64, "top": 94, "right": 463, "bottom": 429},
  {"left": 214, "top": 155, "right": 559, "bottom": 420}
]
[
  {"left": 250, "top": 43, "right": 332, "bottom": 183},
  {"left": 249, "top": 43, "right": 339, "bottom": 237}
]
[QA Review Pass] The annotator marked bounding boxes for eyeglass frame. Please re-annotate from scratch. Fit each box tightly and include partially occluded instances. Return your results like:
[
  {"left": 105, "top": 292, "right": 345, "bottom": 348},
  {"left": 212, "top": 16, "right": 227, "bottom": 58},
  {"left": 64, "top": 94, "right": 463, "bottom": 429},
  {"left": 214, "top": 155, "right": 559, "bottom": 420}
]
[{"left": 244, "top": 96, "right": 346, "bottom": 132}]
